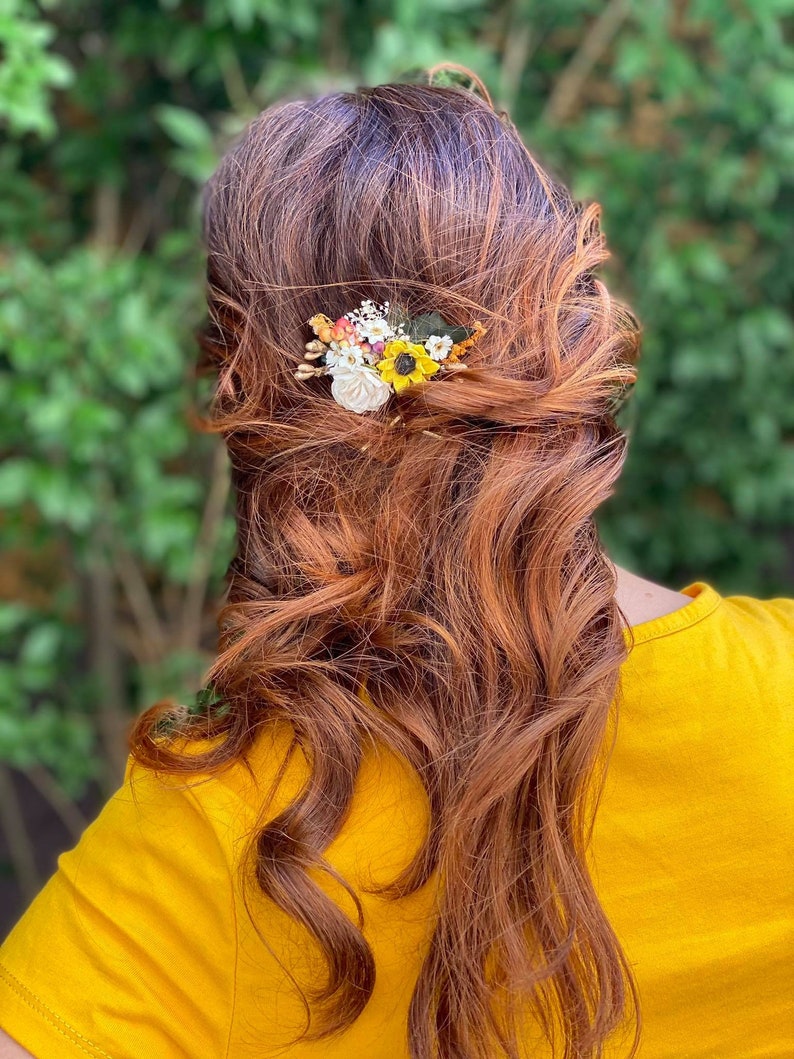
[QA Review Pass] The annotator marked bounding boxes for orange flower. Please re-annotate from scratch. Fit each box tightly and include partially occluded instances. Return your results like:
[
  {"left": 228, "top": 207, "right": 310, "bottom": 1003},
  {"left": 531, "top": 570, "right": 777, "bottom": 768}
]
[{"left": 448, "top": 321, "right": 487, "bottom": 362}]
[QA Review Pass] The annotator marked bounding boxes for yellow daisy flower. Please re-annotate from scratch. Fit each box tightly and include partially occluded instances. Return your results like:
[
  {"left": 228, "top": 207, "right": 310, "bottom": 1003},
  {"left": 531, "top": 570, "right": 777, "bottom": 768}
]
[{"left": 376, "top": 339, "right": 441, "bottom": 393}]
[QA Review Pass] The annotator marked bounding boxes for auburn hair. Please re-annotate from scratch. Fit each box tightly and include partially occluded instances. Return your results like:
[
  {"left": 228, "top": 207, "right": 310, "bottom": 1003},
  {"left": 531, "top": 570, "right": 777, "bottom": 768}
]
[{"left": 129, "top": 71, "right": 642, "bottom": 1059}]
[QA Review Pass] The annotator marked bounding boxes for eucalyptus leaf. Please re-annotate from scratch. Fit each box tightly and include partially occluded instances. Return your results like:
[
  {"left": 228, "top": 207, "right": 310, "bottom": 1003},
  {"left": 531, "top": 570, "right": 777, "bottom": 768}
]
[{"left": 406, "top": 311, "right": 451, "bottom": 339}]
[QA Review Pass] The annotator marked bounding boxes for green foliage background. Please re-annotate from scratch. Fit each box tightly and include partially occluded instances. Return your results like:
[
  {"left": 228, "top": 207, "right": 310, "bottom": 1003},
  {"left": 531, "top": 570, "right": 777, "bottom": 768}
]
[{"left": 1, "top": 0, "right": 792, "bottom": 879}]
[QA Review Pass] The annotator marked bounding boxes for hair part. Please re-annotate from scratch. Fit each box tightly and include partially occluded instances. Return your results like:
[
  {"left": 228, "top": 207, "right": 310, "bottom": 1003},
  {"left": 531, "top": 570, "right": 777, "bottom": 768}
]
[{"left": 130, "top": 72, "right": 642, "bottom": 1059}]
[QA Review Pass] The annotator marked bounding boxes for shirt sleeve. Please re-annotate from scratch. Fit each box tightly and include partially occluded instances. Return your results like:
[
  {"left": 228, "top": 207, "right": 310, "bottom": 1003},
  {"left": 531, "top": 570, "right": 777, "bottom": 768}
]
[{"left": 0, "top": 753, "right": 236, "bottom": 1059}]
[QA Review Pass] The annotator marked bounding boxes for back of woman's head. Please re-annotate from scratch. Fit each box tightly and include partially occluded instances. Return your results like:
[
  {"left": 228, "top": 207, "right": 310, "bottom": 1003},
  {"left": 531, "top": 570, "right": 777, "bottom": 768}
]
[{"left": 132, "top": 73, "right": 641, "bottom": 1059}]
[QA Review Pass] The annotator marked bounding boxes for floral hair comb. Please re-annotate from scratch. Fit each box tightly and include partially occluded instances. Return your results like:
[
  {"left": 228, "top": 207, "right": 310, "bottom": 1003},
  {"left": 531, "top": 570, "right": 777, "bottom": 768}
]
[{"left": 294, "top": 299, "right": 486, "bottom": 414}]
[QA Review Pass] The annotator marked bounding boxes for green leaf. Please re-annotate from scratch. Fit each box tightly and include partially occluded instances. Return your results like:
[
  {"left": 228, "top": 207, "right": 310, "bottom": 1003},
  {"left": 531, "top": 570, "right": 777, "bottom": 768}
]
[
  {"left": 447, "top": 325, "right": 475, "bottom": 343},
  {"left": 406, "top": 312, "right": 450, "bottom": 339},
  {"left": 154, "top": 104, "right": 214, "bottom": 151},
  {"left": 403, "top": 311, "right": 475, "bottom": 343}
]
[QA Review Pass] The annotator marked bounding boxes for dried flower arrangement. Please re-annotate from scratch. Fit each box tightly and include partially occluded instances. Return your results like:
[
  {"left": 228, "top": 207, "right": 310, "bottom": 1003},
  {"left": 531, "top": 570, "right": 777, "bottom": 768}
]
[{"left": 295, "top": 299, "right": 486, "bottom": 413}]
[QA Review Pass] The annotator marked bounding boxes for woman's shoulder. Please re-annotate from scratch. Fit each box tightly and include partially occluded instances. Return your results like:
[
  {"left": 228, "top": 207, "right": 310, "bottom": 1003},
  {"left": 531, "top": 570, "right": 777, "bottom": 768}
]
[
  {"left": 619, "top": 574, "right": 794, "bottom": 721},
  {"left": 614, "top": 565, "right": 695, "bottom": 628},
  {"left": 124, "top": 723, "right": 315, "bottom": 861},
  {"left": 615, "top": 565, "right": 794, "bottom": 645},
  {"left": 0, "top": 741, "right": 240, "bottom": 1058}
]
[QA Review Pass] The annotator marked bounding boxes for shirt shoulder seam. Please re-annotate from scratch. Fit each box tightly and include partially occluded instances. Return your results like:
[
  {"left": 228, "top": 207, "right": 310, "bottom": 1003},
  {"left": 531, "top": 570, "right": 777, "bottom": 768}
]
[
  {"left": 0, "top": 960, "right": 111, "bottom": 1059},
  {"left": 625, "top": 587, "right": 723, "bottom": 646}
]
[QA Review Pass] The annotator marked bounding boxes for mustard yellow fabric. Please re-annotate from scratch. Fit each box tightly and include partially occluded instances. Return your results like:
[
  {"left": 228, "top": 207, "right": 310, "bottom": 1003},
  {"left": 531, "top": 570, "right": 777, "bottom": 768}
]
[{"left": 1, "top": 582, "right": 792, "bottom": 1058}]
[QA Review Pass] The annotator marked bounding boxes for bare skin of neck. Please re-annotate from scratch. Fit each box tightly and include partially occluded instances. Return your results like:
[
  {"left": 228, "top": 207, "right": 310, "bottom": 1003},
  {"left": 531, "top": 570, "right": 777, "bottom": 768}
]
[{"left": 613, "top": 563, "right": 694, "bottom": 629}]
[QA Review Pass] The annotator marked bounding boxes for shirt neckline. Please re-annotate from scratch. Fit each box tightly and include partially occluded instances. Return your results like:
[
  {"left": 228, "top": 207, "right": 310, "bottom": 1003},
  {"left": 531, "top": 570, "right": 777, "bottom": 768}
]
[{"left": 623, "top": 581, "right": 722, "bottom": 646}]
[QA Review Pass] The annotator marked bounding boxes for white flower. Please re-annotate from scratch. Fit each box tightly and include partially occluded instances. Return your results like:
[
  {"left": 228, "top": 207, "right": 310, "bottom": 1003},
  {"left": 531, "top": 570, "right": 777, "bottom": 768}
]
[
  {"left": 358, "top": 317, "right": 394, "bottom": 344},
  {"left": 325, "top": 341, "right": 367, "bottom": 372},
  {"left": 348, "top": 300, "right": 396, "bottom": 344},
  {"left": 330, "top": 365, "right": 393, "bottom": 413},
  {"left": 424, "top": 334, "right": 454, "bottom": 361}
]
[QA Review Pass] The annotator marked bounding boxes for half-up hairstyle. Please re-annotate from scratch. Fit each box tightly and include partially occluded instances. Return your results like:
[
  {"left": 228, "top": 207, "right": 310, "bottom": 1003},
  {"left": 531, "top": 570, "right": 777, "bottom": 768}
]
[{"left": 130, "top": 71, "right": 642, "bottom": 1059}]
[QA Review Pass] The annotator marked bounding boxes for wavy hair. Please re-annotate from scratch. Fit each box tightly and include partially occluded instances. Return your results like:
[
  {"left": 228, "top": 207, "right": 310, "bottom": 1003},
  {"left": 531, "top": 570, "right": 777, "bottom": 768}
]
[{"left": 129, "top": 71, "right": 642, "bottom": 1059}]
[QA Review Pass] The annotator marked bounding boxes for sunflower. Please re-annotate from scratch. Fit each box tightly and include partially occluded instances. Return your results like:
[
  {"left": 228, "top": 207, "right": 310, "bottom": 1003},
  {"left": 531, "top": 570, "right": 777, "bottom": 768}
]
[{"left": 376, "top": 339, "right": 441, "bottom": 393}]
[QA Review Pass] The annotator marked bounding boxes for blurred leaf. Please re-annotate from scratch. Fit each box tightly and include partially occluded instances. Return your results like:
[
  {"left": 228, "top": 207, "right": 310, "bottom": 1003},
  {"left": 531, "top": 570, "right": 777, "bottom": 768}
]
[{"left": 0, "top": 3, "right": 73, "bottom": 137}]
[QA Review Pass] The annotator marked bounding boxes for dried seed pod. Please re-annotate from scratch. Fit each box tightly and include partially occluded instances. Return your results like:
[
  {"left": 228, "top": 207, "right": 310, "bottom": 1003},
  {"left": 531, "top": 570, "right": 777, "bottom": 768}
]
[
  {"left": 304, "top": 339, "right": 328, "bottom": 357},
  {"left": 294, "top": 363, "right": 323, "bottom": 380}
]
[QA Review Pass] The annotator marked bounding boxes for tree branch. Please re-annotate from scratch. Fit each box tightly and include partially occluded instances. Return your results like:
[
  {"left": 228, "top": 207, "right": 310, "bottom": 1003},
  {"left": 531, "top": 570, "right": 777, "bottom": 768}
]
[
  {"left": 86, "top": 541, "right": 131, "bottom": 792},
  {"left": 24, "top": 763, "right": 90, "bottom": 843},
  {"left": 176, "top": 441, "right": 231, "bottom": 655},
  {"left": 112, "top": 545, "right": 167, "bottom": 662},
  {"left": 542, "top": 0, "right": 632, "bottom": 126},
  {"left": 0, "top": 765, "right": 41, "bottom": 903},
  {"left": 498, "top": 1, "right": 536, "bottom": 113}
]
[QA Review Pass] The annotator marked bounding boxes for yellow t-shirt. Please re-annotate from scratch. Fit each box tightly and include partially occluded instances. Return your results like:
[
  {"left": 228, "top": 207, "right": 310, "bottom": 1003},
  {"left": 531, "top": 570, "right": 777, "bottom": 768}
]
[{"left": 0, "top": 582, "right": 792, "bottom": 1058}]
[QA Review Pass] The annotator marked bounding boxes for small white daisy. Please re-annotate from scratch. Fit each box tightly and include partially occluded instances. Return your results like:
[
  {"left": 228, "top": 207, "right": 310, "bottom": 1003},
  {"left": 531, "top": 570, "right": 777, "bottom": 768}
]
[
  {"left": 325, "top": 341, "right": 367, "bottom": 372},
  {"left": 358, "top": 317, "right": 394, "bottom": 344},
  {"left": 424, "top": 334, "right": 454, "bottom": 361}
]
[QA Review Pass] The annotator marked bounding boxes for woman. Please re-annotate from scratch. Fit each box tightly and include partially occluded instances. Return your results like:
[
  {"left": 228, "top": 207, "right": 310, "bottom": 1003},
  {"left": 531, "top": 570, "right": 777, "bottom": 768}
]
[{"left": 0, "top": 72, "right": 791, "bottom": 1059}]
